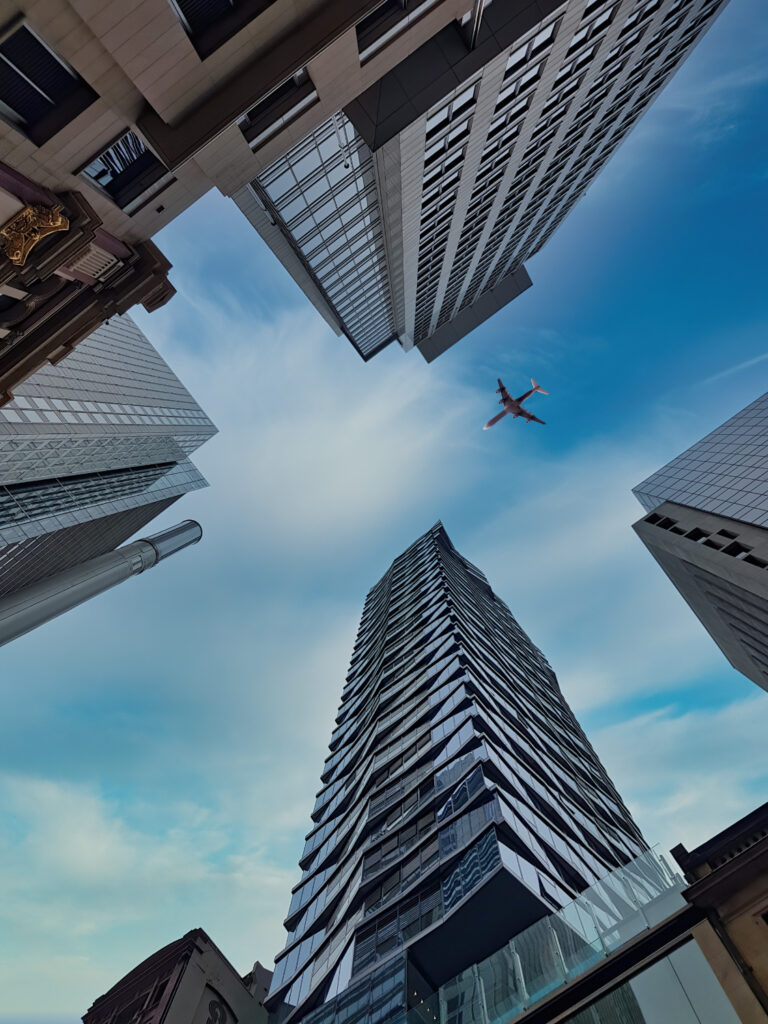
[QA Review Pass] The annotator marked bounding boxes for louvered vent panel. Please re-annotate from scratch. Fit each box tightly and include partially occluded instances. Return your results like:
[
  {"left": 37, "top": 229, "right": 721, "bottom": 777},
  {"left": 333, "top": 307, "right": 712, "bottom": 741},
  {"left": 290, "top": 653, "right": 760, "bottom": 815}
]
[{"left": 71, "top": 245, "right": 121, "bottom": 280}]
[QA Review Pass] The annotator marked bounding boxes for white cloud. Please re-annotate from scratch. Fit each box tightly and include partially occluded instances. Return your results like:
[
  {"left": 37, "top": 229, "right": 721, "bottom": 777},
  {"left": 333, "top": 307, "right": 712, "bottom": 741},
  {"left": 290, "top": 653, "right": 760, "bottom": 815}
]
[
  {"left": 0, "top": 773, "right": 295, "bottom": 1017},
  {"left": 132, "top": 287, "right": 482, "bottom": 564},
  {"left": 3, "top": 319, "right": 756, "bottom": 1019},
  {"left": 4, "top": 9, "right": 767, "bottom": 1012},
  {"left": 465, "top": 433, "right": 725, "bottom": 710},
  {"left": 591, "top": 694, "right": 768, "bottom": 852},
  {"left": 2, "top": 309, "right": 758, "bottom": 1022}
]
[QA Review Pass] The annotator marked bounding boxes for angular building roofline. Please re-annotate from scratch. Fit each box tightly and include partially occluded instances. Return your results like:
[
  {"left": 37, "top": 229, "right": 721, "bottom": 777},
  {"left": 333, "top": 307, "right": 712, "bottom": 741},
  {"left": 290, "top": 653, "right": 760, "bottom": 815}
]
[{"left": 672, "top": 801, "right": 768, "bottom": 880}]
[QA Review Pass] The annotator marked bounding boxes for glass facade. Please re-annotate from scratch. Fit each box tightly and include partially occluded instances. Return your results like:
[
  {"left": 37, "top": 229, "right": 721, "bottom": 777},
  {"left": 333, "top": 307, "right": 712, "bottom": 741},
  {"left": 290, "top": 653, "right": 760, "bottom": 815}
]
[
  {"left": 252, "top": 113, "right": 397, "bottom": 359},
  {"left": 438, "top": 936, "right": 742, "bottom": 1024},
  {"left": 236, "top": 0, "right": 727, "bottom": 362},
  {"left": 0, "top": 460, "right": 205, "bottom": 537},
  {"left": 267, "top": 524, "right": 647, "bottom": 1024},
  {"left": 0, "top": 314, "right": 215, "bottom": 599},
  {"left": 563, "top": 940, "right": 741, "bottom": 1024},
  {"left": 437, "top": 847, "right": 684, "bottom": 1024},
  {"left": 634, "top": 390, "right": 768, "bottom": 529},
  {"left": 0, "top": 499, "right": 176, "bottom": 599},
  {"left": 633, "top": 391, "right": 768, "bottom": 691},
  {"left": 272, "top": 843, "right": 741, "bottom": 1024}
]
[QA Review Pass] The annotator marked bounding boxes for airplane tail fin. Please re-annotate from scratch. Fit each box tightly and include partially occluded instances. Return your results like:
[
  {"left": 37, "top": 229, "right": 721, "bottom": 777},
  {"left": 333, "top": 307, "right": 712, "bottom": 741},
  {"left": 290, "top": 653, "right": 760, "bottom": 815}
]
[{"left": 531, "top": 377, "right": 548, "bottom": 395}]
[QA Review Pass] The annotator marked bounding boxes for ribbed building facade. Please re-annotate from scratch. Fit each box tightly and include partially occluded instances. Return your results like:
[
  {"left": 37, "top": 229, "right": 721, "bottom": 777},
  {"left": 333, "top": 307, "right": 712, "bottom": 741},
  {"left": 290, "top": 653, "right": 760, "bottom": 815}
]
[
  {"left": 237, "top": 0, "right": 728, "bottom": 362},
  {"left": 267, "top": 523, "right": 647, "bottom": 1024},
  {"left": 0, "top": 314, "right": 215, "bottom": 599},
  {"left": 634, "top": 391, "right": 768, "bottom": 692}
]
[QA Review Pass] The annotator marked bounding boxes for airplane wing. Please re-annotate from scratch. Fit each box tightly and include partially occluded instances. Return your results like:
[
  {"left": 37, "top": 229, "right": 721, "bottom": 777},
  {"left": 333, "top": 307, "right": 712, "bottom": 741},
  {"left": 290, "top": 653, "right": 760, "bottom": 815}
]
[
  {"left": 483, "top": 409, "right": 508, "bottom": 430},
  {"left": 523, "top": 410, "right": 546, "bottom": 425},
  {"left": 496, "top": 378, "right": 511, "bottom": 401}
]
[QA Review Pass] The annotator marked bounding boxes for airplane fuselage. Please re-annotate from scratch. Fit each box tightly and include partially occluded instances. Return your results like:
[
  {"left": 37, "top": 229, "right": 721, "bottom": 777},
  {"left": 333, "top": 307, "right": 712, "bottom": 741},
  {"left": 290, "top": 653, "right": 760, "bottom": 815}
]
[{"left": 483, "top": 377, "right": 547, "bottom": 429}]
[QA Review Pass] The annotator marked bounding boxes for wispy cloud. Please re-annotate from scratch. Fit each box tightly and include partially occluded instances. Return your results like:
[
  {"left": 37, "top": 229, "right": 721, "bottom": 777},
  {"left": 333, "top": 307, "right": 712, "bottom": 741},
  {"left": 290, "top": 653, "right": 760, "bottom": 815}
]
[
  {"left": 465, "top": 433, "right": 724, "bottom": 711},
  {"left": 700, "top": 351, "right": 768, "bottom": 386},
  {"left": 134, "top": 278, "right": 484, "bottom": 565},
  {"left": 656, "top": 58, "right": 768, "bottom": 123},
  {"left": 4, "top": 4, "right": 767, "bottom": 1018},
  {"left": 1, "top": 299, "right": 752, "bottom": 1019},
  {"left": 0, "top": 772, "right": 296, "bottom": 1017},
  {"left": 592, "top": 694, "right": 768, "bottom": 852},
  {"left": 0, "top": 290, "right": 492, "bottom": 1019}
]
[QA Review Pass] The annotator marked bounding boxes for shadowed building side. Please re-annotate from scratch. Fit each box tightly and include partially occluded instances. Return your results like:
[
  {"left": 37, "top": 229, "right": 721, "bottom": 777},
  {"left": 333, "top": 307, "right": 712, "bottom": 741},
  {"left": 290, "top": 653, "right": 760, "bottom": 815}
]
[
  {"left": 634, "top": 390, "right": 768, "bottom": 693},
  {"left": 81, "top": 928, "right": 272, "bottom": 1024}
]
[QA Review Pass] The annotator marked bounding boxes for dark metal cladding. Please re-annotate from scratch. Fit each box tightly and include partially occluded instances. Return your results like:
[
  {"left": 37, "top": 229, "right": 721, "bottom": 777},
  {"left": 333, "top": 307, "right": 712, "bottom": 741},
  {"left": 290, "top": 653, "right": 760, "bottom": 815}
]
[{"left": 267, "top": 523, "right": 647, "bottom": 1024}]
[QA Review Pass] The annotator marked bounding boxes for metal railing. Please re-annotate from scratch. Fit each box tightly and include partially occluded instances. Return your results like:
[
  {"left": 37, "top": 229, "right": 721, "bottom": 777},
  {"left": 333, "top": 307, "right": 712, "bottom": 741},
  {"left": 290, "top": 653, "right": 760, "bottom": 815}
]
[{"left": 409, "top": 847, "right": 685, "bottom": 1024}]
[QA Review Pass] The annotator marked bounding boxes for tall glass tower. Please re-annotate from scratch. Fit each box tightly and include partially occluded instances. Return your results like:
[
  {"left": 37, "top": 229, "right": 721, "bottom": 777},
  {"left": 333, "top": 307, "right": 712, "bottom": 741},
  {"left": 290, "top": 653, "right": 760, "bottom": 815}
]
[
  {"left": 237, "top": 0, "right": 729, "bottom": 363},
  {"left": 267, "top": 523, "right": 647, "bottom": 1024},
  {"left": 0, "top": 313, "right": 215, "bottom": 600}
]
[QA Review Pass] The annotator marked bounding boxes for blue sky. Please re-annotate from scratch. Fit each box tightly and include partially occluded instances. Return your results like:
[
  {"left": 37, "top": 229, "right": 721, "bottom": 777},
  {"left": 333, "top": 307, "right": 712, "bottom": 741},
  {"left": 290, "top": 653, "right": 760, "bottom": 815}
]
[{"left": 2, "top": 1, "right": 768, "bottom": 1019}]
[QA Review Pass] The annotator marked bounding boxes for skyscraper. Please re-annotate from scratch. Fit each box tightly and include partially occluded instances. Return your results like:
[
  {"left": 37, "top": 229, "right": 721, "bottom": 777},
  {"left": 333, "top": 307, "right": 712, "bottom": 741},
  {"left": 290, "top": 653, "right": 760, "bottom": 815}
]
[
  {"left": 0, "top": 0, "right": 439, "bottom": 397},
  {"left": 0, "top": 0, "right": 729, "bottom": 380},
  {"left": 237, "top": 0, "right": 729, "bottom": 361},
  {"left": 266, "top": 523, "right": 647, "bottom": 1024},
  {"left": 634, "top": 391, "right": 768, "bottom": 692},
  {"left": 0, "top": 313, "right": 215, "bottom": 603}
]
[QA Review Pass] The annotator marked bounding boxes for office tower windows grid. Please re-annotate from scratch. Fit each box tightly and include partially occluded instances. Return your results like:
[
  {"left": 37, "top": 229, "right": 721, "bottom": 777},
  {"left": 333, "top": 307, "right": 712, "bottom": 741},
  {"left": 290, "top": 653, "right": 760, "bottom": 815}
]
[
  {"left": 0, "top": 315, "right": 215, "bottom": 482},
  {"left": 453, "top": 0, "right": 725, "bottom": 322},
  {"left": 0, "top": 498, "right": 175, "bottom": 598},
  {"left": 422, "top": 18, "right": 563, "bottom": 341},
  {"left": 634, "top": 390, "right": 768, "bottom": 692},
  {"left": 634, "top": 391, "right": 768, "bottom": 528},
  {"left": 0, "top": 433, "right": 197, "bottom": 486},
  {"left": 0, "top": 314, "right": 214, "bottom": 599},
  {"left": 499, "top": 0, "right": 725, "bottom": 271},
  {"left": 432, "top": 28, "right": 554, "bottom": 335},
  {"left": 251, "top": 114, "right": 397, "bottom": 360},
  {"left": 0, "top": 315, "right": 216, "bottom": 483},
  {"left": 234, "top": 0, "right": 726, "bottom": 363},
  {"left": 0, "top": 459, "right": 205, "bottom": 537},
  {"left": 268, "top": 524, "right": 646, "bottom": 1024},
  {"left": 413, "top": 75, "right": 483, "bottom": 340}
]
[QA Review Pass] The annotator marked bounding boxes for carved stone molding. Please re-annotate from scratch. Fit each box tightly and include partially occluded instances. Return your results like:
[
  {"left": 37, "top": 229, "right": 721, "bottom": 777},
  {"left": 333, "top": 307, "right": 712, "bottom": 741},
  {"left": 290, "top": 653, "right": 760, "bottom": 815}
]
[{"left": 0, "top": 204, "right": 70, "bottom": 267}]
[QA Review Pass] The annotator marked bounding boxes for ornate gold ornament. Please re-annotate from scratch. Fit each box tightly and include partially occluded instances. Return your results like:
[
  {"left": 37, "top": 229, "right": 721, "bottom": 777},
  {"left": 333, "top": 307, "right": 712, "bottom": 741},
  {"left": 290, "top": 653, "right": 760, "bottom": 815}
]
[{"left": 1, "top": 203, "right": 69, "bottom": 266}]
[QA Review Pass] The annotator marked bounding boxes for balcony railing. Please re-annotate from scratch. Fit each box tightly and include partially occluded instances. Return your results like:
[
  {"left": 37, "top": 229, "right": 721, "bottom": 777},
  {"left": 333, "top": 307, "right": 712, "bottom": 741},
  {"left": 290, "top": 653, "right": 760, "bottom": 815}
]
[{"left": 409, "top": 847, "right": 684, "bottom": 1024}]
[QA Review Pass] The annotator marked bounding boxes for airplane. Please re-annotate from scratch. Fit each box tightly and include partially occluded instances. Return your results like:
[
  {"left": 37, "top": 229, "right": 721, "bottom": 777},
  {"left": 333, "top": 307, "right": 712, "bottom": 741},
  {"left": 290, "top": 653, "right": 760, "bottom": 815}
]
[{"left": 483, "top": 377, "right": 548, "bottom": 430}]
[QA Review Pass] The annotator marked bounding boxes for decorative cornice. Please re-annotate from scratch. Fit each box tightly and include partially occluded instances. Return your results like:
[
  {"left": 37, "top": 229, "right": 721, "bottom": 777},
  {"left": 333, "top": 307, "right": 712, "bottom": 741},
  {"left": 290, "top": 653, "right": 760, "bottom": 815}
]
[{"left": 1, "top": 204, "right": 69, "bottom": 267}]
